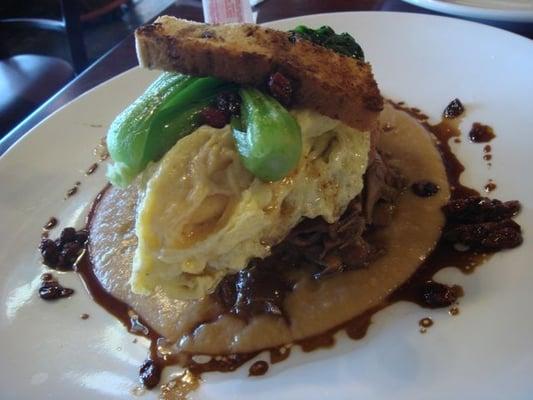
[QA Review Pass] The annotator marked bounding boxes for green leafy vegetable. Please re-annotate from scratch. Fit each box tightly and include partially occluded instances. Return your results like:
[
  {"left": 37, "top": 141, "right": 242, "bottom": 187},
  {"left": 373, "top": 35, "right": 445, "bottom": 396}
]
[
  {"left": 106, "top": 73, "right": 233, "bottom": 187},
  {"left": 290, "top": 25, "right": 364, "bottom": 61},
  {"left": 231, "top": 87, "right": 302, "bottom": 182}
]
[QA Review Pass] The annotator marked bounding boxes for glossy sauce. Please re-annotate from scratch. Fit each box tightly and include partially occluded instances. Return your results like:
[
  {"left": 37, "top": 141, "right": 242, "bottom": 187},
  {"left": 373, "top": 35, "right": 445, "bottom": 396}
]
[
  {"left": 483, "top": 144, "right": 493, "bottom": 163},
  {"left": 39, "top": 273, "right": 74, "bottom": 300},
  {"left": 419, "top": 317, "right": 433, "bottom": 328},
  {"left": 469, "top": 122, "right": 495, "bottom": 143},
  {"left": 485, "top": 180, "right": 497, "bottom": 193},
  {"left": 418, "top": 317, "right": 433, "bottom": 333},
  {"left": 249, "top": 360, "right": 269, "bottom": 376},
  {"left": 66, "top": 182, "right": 81, "bottom": 198},
  {"left": 44, "top": 217, "right": 58, "bottom": 230},
  {"left": 86, "top": 163, "right": 98, "bottom": 175}
]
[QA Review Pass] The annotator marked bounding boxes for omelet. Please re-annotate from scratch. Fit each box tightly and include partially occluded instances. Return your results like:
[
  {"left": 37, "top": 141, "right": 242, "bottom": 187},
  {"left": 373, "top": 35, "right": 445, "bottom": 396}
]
[{"left": 131, "top": 109, "right": 370, "bottom": 299}]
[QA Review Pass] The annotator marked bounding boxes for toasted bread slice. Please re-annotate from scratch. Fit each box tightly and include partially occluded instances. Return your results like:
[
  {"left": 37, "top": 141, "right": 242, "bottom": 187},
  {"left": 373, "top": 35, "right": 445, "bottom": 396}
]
[{"left": 135, "top": 16, "right": 383, "bottom": 131}]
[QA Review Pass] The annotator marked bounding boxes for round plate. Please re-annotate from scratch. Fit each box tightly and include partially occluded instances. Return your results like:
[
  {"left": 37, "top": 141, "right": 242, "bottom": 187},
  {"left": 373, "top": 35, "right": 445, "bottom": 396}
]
[
  {"left": 1, "top": 12, "right": 532, "bottom": 400},
  {"left": 402, "top": 0, "right": 533, "bottom": 22}
]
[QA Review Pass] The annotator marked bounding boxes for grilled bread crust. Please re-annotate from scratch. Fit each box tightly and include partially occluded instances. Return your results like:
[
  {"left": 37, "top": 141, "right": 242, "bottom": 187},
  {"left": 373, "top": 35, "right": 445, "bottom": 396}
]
[{"left": 135, "top": 16, "right": 383, "bottom": 131}]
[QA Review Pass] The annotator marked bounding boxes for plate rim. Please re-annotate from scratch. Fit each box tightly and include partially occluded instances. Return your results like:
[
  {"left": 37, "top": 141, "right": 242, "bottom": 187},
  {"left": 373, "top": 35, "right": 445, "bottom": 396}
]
[
  {"left": 1, "top": 12, "right": 532, "bottom": 398},
  {"left": 401, "top": 0, "right": 533, "bottom": 22}
]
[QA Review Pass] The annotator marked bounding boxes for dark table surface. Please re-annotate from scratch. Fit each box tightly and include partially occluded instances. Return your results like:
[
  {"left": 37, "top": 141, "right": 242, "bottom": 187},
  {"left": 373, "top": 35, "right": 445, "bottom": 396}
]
[{"left": 1, "top": 0, "right": 532, "bottom": 155}]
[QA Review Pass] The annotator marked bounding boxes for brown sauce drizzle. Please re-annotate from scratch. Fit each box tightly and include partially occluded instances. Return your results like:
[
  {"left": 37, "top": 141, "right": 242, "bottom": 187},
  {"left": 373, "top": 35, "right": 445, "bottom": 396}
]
[
  {"left": 483, "top": 144, "right": 493, "bottom": 163},
  {"left": 443, "top": 98, "right": 464, "bottom": 119},
  {"left": 66, "top": 187, "right": 78, "bottom": 197},
  {"left": 418, "top": 317, "right": 433, "bottom": 333},
  {"left": 63, "top": 100, "right": 521, "bottom": 393},
  {"left": 389, "top": 100, "right": 477, "bottom": 199},
  {"left": 469, "top": 122, "right": 495, "bottom": 143},
  {"left": 249, "top": 360, "right": 269, "bottom": 376},
  {"left": 269, "top": 345, "right": 291, "bottom": 364},
  {"left": 66, "top": 182, "right": 81, "bottom": 199},
  {"left": 39, "top": 273, "right": 74, "bottom": 300},
  {"left": 44, "top": 217, "right": 58, "bottom": 230},
  {"left": 86, "top": 163, "right": 98, "bottom": 175},
  {"left": 485, "top": 180, "right": 497, "bottom": 193}
]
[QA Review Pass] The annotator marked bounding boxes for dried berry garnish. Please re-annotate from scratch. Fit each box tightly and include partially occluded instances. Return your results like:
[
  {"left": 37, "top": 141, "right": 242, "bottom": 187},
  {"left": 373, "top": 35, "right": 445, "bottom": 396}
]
[
  {"left": 39, "top": 227, "right": 88, "bottom": 270},
  {"left": 40, "top": 239, "right": 60, "bottom": 267},
  {"left": 75, "top": 229, "right": 89, "bottom": 245},
  {"left": 443, "top": 98, "right": 464, "bottom": 119},
  {"left": 61, "top": 241, "right": 82, "bottom": 265},
  {"left": 442, "top": 197, "right": 520, "bottom": 224},
  {"left": 419, "top": 281, "right": 462, "bottom": 308},
  {"left": 411, "top": 180, "right": 440, "bottom": 197},
  {"left": 267, "top": 72, "right": 293, "bottom": 106},
  {"left": 39, "top": 276, "right": 74, "bottom": 301},
  {"left": 444, "top": 219, "right": 522, "bottom": 251},
  {"left": 469, "top": 122, "right": 495, "bottom": 143},
  {"left": 248, "top": 360, "right": 269, "bottom": 376},
  {"left": 139, "top": 359, "right": 161, "bottom": 389},
  {"left": 199, "top": 106, "right": 229, "bottom": 129},
  {"left": 59, "top": 227, "right": 77, "bottom": 244}
]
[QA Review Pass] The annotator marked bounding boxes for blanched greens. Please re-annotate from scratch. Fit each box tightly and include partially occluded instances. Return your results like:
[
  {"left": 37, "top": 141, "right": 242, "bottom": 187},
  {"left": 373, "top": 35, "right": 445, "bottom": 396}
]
[
  {"left": 290, "top": 25, "right": 364, "bottom": 61},
  {"left": 107, "top": 74, "right": 304, "bottom": 186},
  {"left": 106, "top": 73, "right": 233, "bottom": 187},
  {"left": 231, "top": 88, "right": 302, "bottom": 182}
]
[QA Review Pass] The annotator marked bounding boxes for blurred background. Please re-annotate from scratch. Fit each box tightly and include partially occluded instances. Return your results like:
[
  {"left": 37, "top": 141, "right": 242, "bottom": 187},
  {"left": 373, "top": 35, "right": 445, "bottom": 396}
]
[{"left": 0, "top": 0, "right": 176, "bottom": 138}]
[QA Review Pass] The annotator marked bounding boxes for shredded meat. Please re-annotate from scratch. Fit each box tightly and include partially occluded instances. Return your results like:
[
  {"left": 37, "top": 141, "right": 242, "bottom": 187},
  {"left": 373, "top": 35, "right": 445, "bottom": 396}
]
[
  {"left": 213, "top": 153, "right": 405, "bottom": 319},
  {"left": 363, "top": 153, "right": 406, "bottom": 225},
  {"left": 285, "top": 198, "right": 379, "bottom": 278}
]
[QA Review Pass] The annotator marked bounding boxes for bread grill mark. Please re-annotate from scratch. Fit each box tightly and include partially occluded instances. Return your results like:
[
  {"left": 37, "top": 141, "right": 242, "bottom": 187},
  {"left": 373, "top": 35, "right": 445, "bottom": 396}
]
[{"left": 135, "top": 17, "right": 383, "bottom": 131}]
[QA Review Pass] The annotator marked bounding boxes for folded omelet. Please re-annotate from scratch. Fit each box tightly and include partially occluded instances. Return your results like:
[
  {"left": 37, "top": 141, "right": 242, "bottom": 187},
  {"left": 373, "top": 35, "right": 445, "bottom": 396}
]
[{"left": 131, "top": 109, "right": 370, "bottom": 299}]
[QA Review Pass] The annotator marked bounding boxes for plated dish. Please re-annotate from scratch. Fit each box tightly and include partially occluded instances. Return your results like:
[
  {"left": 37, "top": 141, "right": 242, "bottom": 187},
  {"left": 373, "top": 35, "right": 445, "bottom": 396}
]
[
  {"left": 402, "top": 0, "right": 533, "bottom": 22},
  {"left": 1, "top": 12, "right": 532, "bottom": 400}
]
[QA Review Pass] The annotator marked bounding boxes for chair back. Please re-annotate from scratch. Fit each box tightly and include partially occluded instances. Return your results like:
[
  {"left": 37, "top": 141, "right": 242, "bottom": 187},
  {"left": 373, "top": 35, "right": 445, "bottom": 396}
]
[{"left": 0, "top": 0, "right": 88, "bottom": 73}]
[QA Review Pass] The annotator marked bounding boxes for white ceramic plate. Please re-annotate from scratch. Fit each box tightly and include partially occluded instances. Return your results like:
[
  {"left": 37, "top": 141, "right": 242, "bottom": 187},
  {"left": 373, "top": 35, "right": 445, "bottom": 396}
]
[
  {"left": 402, "top": 0, "right": 533, "bottom": 22},
  {"left": 1, "top": 12, "right": 532, "bottom": 400}
]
